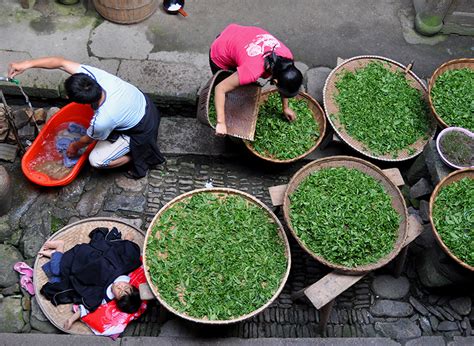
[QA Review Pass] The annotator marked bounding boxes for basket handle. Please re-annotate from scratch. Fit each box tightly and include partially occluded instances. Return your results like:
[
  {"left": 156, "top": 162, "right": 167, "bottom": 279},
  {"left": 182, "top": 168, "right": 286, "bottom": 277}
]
[{"left": 404, "top": 60, "right": 415, "bottom": 74}]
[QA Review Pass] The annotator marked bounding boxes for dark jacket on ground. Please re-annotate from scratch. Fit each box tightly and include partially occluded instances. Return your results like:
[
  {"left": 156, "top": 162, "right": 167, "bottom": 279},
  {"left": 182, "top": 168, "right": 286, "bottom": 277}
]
[{"left": 40, "top": 227, "right": 141, "bottom": 312}]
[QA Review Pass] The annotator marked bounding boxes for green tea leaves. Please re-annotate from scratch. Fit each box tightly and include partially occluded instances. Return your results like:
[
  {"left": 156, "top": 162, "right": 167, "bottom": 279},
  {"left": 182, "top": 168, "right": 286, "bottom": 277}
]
[
  {"left": 289, "top": 167, "right": 400, "bottom": 267},
  {"left": 333, "top": 61, "right": 431, "bottom": 156},
  {"left": 146, "top": 192, "right": 288, "bottom": 320},
  {"left": 248, "top": 92, "right": 320, "bottom": 160},
  {"left": 432, "top": 177, "right": 474, "bottom": 266},
  {"left": 431, "top": 68, "right": 474, "bottom": 131}
]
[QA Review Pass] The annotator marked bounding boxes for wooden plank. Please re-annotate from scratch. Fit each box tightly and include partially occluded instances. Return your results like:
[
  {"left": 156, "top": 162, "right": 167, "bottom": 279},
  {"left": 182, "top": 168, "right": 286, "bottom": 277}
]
[
  {"left": 304, "top": 271, "right": 366, "bottom": 309},
  {"left": 139, "top": 283, "right": 155, "bottom": 300},
  {"left": 381, "top": 168, "right": 405, "bottom": 187},
  {"left": 404, "top": 214, "right": 424, "bottom": 246},
  {"left": 269, "top": 184, "right": 287, "bottom": 207}
]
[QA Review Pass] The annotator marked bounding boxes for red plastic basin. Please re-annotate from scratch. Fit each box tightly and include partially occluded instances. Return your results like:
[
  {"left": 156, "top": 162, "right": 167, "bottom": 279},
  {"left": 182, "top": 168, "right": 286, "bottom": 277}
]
[{"left": 21, "top": 103, "right": 96, "bottom": 187}]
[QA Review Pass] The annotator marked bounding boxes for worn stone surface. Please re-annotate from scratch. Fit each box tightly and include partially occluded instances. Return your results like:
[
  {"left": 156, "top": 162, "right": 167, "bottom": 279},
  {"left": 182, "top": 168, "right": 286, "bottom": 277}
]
[
  {"left": 405, "top": 336, "right": 445, "bottom": 346},
  {"left": 306, "top": 66, "right": 332, "bottom": 104},
  {"left": 0, "top": 244, "right": 23, "bottom": 288},
  {"left": 409, "top": 297, "right": 429, "bottom": 316},
  {"left": 370, "top": 300, "right": 414, "bottom": 318},
  {"left": 438, "top": 321, "right": 460, "bottom": 332},
  {"left": 103, "top": 194, "right": 146, "bottom": 214},
  {"left": 0, "top": 215, "right": 15, "bottom": 243},
  {"left": 406, "top": 153, "right": 430, "bottom": 185},
  {"left": 30, "top": 297, "right": 60, "bottom": 334},
  {"left": 449, "top": 297, "right": 472, "bottom": 316},
  {"left": 409, "top": 178, "right": 433, "bottom": 199},
  {"left": 0, "top": 296, "right": 25, "bottom": 333},
  {"left": 374, "top": 318, "right": 421, "bottom": 339},
  {"left": 418, "top": 200, "right": 430, "bottom": 223},
  {"left": 372, "top": 275, "right": 410, "bottom": 299},
  {"left": 423, "top": 140, "right": 453, "bottom": 185}
]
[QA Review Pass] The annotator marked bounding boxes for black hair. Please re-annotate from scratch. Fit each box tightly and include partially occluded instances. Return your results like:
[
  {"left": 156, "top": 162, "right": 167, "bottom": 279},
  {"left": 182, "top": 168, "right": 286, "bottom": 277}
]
[
  {"left": 265, "top": 54, "right": 303, "bottom": 98},
  {"left": 64, "top": 73, "right": 102, "bottom": 105},
  {"left": 116, "top": 286, "right": 141, "bottom": 314}
]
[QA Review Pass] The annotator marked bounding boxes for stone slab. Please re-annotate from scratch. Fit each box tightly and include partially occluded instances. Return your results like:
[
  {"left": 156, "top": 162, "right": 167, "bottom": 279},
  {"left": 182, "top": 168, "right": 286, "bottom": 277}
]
[
  {"left": 90, "top": 21, "right": 153, "bottom": 60},
  {"left": 118, "top": 59, "right": 209, "bottom": 105},
  {"left": 372, "top": 275, "right": 410, "bottom": 299},
  {"left": 0, "top": 333, "right": 116, "bottom": 345},
  {"left": 423, "top": 140, "right": 453, "bottom": 186},
  {"left": 158, "top": 117, "right": 234, "bottom": 157},
  {"left": 121, "top": 337, "right": 401, "bottom": 346},
  {"left": 405, "top": 336, "right": 446, "bottom": 346},
  {"left": 306, "top": 66, "right": 332, "bottom": 104},
  {"left": 0, "top": 143, "right": 18, "bottom": 163},
  {"left": 449, "top": 336, "right": 474, "bottom": 346}
]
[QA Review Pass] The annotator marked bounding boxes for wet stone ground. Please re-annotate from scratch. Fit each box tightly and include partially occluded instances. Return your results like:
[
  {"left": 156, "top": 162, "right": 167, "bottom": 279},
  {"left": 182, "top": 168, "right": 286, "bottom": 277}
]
[{"left": 1, "top": 154, "right": 473, "bottom": 342}]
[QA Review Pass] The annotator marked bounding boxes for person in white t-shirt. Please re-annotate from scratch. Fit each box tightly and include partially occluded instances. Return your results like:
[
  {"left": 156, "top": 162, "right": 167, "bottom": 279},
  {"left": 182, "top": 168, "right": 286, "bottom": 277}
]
[{"left": 8, "top": 57, "right": 165, "bottom": 179}]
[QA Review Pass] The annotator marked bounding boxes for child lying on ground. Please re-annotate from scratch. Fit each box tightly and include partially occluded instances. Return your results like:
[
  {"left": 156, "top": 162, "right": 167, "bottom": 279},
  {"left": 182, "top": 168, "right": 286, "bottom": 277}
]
[{"left": 39, "top": 239, "right": 142, "bottom": 330}]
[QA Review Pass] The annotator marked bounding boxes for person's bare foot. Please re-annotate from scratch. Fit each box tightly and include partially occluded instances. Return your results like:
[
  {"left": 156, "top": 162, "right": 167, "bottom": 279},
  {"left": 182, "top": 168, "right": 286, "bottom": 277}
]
[
  {"left": 38, "top": 249, "right": 55, "bottom": 258},
  {"left": 123, "top": 233, "right": 134, "bottom": 241},
  {"left": 42, "top": 240, "right": 65, "bottom": 252}
]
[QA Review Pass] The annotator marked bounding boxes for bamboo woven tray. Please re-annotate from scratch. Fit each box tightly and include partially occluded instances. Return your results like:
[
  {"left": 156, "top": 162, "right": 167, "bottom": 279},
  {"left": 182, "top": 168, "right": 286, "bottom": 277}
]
[
  {"left": 282, "top": 156, "right": 408, "bottom": 274},
  {"left": 243, "top": 89, "right": 327, "bottom": 163},
  {"left": 197, "top": 70, "right": 261, "bottom": 140},
  {"left": 428, "top": 58, "right": 474, "bottom": 130},
  {"left": 33, "top": 218, "right": 145, "bottom": 335},
  {"left": 429, "top": 168, "right": 474, "bottom": 272},
  {"left": 323, "top": 55, "right": 437, "bottom": 162},
  {"left": 143, "top": 188, "right": 291, "bottom": 324}
]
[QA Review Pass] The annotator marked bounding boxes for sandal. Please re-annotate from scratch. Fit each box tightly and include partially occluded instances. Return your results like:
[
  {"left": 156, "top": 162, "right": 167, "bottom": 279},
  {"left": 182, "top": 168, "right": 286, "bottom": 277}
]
[
  {"left": 20, "top": 275, "right": 35, "bottom": 295},
  {"left": 14, "top": 262, "right": 33, "bottom": 278}
]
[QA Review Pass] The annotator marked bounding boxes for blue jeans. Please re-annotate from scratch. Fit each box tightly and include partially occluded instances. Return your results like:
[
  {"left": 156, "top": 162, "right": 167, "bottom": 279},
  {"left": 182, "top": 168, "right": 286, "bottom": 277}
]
[{"left": 41, "top": 252, "right": 63, "bottom": 283}]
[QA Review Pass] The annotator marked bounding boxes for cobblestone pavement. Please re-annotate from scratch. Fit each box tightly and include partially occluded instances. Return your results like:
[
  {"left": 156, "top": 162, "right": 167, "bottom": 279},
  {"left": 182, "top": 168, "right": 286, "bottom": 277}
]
[{"left": 1, "top": 152, "right": 473, "bottom": 342}]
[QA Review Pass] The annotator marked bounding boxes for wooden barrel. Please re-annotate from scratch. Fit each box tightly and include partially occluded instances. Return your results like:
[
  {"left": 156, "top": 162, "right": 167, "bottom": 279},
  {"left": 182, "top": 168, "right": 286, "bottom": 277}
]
[{"left": 93, "top": 0, "right": 158, "bottom": 24}]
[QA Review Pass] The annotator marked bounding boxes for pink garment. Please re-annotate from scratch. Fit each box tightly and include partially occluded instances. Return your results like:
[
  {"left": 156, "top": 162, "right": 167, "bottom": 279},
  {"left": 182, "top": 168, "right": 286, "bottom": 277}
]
[{"left": 210, "top": 24, "right": 293, "bottom": 85}]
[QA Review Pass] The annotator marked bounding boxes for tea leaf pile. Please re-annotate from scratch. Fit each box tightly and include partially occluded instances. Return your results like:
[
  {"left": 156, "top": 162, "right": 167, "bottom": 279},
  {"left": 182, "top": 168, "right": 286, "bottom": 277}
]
[
  {"left": 333, "top": 61, "right": 431, "bottom": 156},
  {"left": 208, "top": 94, "right": 217, "bottom": 128},
  {"left": 432, "top": 177, "right": 474, "bottom": 266},
  {"left": 146, "top": 192, "right": 288, "bottom": 320},
  {"left": 289, "top": 167, "right": 400, "bottom": 267},
  {"left": 431, "top": 68, "right": 474, "bottom": 131},
  {"left": 248, "top": 92, "right": 320, "bottom": 160}
]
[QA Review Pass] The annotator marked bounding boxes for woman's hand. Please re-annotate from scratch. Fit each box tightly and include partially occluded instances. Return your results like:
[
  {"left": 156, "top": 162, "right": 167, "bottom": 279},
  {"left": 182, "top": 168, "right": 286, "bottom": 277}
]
[
  {"left": 215, "top": 122, "right": 227, "bottom": 137},
  {"left": 283, "top": 107, "right": 296, "bottom": 122}
]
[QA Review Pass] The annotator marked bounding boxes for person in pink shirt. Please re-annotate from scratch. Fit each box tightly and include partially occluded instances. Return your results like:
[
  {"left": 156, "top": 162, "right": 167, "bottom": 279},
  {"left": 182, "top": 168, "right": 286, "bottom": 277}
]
[{"left": 210, "top": 24, "right": 303, "bottom": 136}]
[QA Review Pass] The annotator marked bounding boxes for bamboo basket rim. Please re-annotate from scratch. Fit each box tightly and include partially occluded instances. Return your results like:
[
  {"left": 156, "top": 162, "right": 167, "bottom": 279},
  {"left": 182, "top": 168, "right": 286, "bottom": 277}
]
[
  {"left": 428, "top": 58, "right": 474, "bottom": 130},
  {"left": 282, "top": 155, "right": 408, "bottom": 274},
  {"left": 429, "top": 168, "right": 474, "bottom": 272},
  {"left": 243, "top": 88, "right": 327, "bottom": 163},
  {"left": 323, "top": 55, "right": 437, "bottom": 162},
  {"left": 33, "top": 217, "right": 145, "bottom": 335},
  {"left": 143, "top": 187, "right": 292, "bottom": 324}
]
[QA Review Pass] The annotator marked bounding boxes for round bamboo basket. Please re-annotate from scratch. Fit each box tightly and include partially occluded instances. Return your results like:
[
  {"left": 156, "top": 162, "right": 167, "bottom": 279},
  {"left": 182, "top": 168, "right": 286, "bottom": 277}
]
[
  {"left": 429, "top": 168, "right": 474, "bottom": 272},
  {"left": 283, "top": 156, "right": 408, "bottom": 274},
  {"left": 196, "top": 70, "right": 233, "bottom": 129},
  {"left": 243, "top": 89, "right": 327, "bottom": 163},
  {"left": 323, "top": 55, "right": 437, "bottom": 162},
  {"left": 33, "top": 218, "right": 145, "bottom": 335},
  {"left": 93, "top": 0, "right": 158, "bottom": 24},
  {"left": 143, "top": 188, "right": 291, "bottom": 324},
  {"left": 428, "top": 58, "right": 474, "bottom": 130}
]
